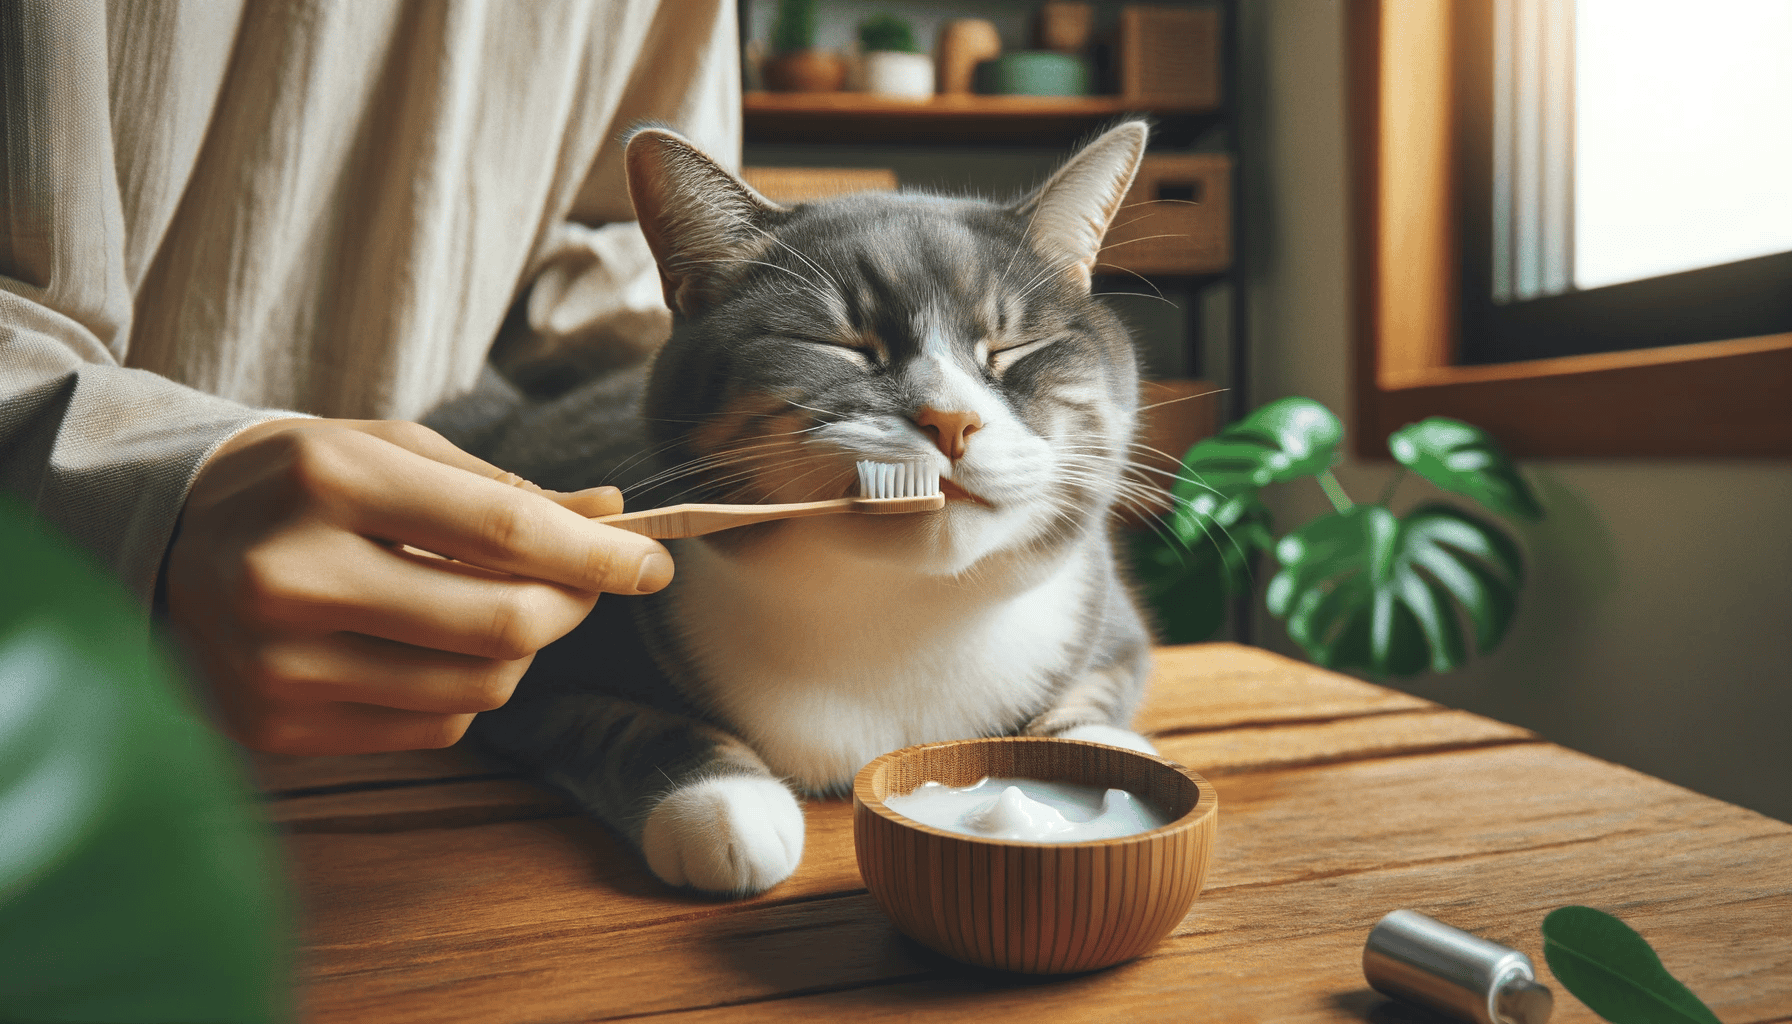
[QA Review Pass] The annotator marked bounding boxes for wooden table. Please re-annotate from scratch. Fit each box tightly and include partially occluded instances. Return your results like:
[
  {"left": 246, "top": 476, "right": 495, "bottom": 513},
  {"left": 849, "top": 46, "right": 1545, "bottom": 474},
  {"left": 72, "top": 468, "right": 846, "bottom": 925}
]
[{"left": 254, "top": 644, "right": 1792, "bottom": 1023}]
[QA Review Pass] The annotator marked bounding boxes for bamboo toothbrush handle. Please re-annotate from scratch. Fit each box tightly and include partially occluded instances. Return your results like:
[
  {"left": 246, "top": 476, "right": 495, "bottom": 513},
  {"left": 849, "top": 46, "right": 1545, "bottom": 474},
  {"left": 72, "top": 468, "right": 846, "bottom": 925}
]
[{"left": 594, "top": 495, "right": 941, "bottom": 539}]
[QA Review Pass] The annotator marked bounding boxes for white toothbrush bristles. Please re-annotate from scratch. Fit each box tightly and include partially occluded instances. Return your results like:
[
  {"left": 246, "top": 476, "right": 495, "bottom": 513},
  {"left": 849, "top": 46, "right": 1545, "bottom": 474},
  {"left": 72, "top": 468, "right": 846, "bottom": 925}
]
[{"left": 856, "top": 460, "right": 941, "bottom": 499}]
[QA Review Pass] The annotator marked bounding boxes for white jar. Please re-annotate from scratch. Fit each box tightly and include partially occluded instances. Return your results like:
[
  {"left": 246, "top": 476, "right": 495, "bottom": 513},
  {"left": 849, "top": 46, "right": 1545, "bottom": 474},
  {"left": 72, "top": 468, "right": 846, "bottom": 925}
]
[{"left": 862, "top": 51, "right": 934, "bottom": 99}]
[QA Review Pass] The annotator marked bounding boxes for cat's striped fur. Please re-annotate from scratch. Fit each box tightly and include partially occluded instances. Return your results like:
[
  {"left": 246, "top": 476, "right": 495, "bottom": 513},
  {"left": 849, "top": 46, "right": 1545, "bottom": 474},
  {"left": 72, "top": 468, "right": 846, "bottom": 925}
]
[{"left": 434, "top": 122, "right": 1158, "bottom": 895}]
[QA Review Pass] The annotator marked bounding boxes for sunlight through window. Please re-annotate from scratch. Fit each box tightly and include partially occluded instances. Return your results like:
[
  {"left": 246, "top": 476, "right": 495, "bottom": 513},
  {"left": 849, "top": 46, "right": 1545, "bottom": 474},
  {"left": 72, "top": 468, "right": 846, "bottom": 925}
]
[{"left": 1574, "top": 0, "right": 1792, "bottom": 290}]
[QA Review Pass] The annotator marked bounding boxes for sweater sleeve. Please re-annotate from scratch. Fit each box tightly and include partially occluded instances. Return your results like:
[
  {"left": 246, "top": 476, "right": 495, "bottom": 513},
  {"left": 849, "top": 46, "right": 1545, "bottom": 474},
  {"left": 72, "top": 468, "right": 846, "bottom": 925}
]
[{"left": 0, "top": 1, "right": 287, "bottom": 605}]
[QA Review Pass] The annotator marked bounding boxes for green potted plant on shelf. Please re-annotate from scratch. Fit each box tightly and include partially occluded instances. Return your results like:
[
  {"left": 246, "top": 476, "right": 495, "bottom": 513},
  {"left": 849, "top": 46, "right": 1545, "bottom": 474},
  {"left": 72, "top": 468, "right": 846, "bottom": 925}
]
[
  {"left": 1134, "top": 397, "right": 1543, "bottom": 678},
  {"left": 762, "top": 0, "right": 847, "bottom": 93},
  {"left": 859, "top": 13, "right": 933, "bottom": 98}
]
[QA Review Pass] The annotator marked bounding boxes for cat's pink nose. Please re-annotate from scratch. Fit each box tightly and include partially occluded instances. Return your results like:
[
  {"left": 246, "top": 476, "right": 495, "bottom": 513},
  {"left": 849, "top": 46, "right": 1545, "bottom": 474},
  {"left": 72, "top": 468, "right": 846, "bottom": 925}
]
[{"left": 914, "top": 407, "right": 983, "bottom": 461}]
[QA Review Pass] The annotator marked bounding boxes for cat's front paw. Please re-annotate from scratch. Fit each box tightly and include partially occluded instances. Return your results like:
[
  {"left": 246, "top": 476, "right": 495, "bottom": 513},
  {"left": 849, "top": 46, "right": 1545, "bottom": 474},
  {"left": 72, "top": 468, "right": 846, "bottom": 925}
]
[
  {"left": 1057, "top": 724, "right": 1159, "bottom": 755},
  {"left": 640, "top": 775, "right": 805, "bottom": 896}
]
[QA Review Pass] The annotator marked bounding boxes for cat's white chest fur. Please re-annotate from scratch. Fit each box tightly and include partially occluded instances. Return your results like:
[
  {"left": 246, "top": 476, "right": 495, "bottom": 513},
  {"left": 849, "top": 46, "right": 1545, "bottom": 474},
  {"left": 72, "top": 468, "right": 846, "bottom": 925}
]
[{"left": 667, "top": 522, "right": 1092, "bottom": 792}]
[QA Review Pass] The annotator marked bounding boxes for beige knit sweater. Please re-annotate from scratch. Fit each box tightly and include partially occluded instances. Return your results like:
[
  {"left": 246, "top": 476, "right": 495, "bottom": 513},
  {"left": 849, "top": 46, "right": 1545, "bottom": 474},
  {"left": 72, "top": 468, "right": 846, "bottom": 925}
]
[{"left": 0, "top": 0, "right": 738, "bottom": 604}]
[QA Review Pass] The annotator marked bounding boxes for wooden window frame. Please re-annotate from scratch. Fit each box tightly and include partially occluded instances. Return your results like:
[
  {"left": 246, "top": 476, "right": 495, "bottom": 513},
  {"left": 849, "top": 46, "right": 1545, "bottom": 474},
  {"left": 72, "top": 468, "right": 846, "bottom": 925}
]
[{"left": 1347, "top": 0, "right": 1792, "bottom": 458}]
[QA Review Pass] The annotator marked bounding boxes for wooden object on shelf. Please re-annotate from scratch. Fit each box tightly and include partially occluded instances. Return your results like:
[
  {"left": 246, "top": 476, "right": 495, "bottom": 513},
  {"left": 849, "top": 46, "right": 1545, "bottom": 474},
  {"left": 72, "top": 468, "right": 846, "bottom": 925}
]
[
  {"left": 761, "top": 50, "right": 847, "bottom": 93},
  {"left": 1098, "top": 154, "right": 1232, "bottom": 276},
  {"left": 1037, "top": 2, "right": 1096, "bottom": 52},
  {"left": 854, "top": 737, "right": 1217, "bottom": 974},
  {"left": 740, "top": 166, "right": 897, "bottom": 204},
  {"left": 1125, "top": 377, "right": 1220, "bottom": 524},
  {"left": 1120, "top": 5, "right": 1221, "bottom": 107},
  {"left": 935, "top": 18, "right": 1001, "bottom": 95},
  {"left": 742, "top": 91, "right": 1216, "bottom": 146}
]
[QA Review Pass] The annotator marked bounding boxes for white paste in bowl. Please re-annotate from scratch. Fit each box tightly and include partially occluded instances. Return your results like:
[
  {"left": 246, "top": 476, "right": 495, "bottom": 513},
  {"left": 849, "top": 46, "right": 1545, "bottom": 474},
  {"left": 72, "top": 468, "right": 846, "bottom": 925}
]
[{"left": 883, "top": 777, "right": 1172, "bottom": 842}]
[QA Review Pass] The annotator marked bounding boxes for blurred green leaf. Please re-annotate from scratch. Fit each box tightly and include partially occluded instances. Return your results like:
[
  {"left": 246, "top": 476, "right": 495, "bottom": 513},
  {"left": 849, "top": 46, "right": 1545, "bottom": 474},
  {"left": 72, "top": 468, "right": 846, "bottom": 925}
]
[
  {"left": 1388, "top": 417, "right": 1543, "bottom": 520},
  {"left": 771, "top": 0, "right": 817, "bottom": 52},
  {"left": 1542, "top": 906, "right": 1720, "bottom": 1024},
  {"left": 1173, "top": 396, "right": 1343, "bottom": 503},
  {"left": 1167, "top": 491, "right": 1276, "bottom": 588},
  {"left": 859, "top": 12, "right": 918, "bottom": 52},
  {"left": 1265, "top": 502, "right": 1523, "bottom": 677},
  {"left": 1134, "top": 493, "right": 1274, "bottom": 644},
  {"left": 0, "top": 496, "right": 290, "bottom": 1022},
  {"left": 1131, "top": 532, "right": 1229, "bottom": 644}
]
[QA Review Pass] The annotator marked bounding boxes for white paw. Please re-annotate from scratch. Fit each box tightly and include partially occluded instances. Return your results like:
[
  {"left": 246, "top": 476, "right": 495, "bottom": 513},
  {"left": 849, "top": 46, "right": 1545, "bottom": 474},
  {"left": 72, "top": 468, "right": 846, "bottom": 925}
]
[
  {"left": 1058, "top": 724, "right": 1160, "bottom": 755},
  {"left": 640, "top": 775, "right": 805, "bottom": 896}
]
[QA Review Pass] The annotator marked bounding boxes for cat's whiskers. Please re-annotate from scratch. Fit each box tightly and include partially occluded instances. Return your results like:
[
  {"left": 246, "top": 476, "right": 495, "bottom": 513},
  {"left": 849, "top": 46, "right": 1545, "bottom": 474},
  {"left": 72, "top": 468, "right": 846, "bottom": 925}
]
[
  {"left": 626, "top": 446, "right": 821, "bottom": 504},
  {"left": 1090, "top": 262, "right": 1173, "bottom": 306},
  {"left": 1011, "top": 254, "right": 1081, "bottom": 306},
  {"left": 625, "top": 421, "right": 831, "bottom": 485},
  {"left": 1055, "top": 453, "right": 1256, "bottom": 569},
  {"left": 1097, "top": 232, "right": 1191, "bottom": 251},
  {"left": 1041, "top": 464, "right": 1229, "bottom": 566},
  {"left": 668, "top": 256, "right": 833, "bottom": 308},
  {"left": 626, "top": 437, "right": 812, "bottom": 489},
  {"left": 684, "top": 186, "right": 848, "bottom": 298},
  {"left": 1136, "top": 385, "right": 1226, "bottom": 413},
  {"left": 995, "top": 181, "right": 1054, "bottom": 295},
  {"left": 777, "top": 397, "right": 845, "bottom": 422}
]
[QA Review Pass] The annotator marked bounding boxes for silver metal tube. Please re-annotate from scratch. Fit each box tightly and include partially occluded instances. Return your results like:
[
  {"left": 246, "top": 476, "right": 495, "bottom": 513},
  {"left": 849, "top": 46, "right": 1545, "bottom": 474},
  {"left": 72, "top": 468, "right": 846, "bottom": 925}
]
[{"left": 1363, "top": 910, "right": 1554, "bottom": 1024}]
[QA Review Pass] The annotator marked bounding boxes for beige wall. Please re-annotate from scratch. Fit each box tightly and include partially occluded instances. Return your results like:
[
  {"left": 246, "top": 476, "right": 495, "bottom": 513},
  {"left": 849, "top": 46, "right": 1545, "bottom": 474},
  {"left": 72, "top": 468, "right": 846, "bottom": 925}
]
[{"left": 1238, "top": 1, "right": 1792, "bottom": 822}]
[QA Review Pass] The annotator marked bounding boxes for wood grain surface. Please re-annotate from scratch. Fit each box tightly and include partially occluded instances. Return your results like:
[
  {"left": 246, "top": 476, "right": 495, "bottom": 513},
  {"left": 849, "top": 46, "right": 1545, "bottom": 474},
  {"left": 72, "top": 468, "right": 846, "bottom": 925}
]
[{"left": 257, "top": 643, "right": 1792, "bottom": 1023}]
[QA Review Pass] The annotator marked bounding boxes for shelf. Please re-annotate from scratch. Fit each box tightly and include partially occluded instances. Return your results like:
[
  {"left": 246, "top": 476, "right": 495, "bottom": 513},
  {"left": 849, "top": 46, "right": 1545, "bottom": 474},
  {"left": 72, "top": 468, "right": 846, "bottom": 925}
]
[{"left": 744, "top": 92, "right": 1220, "bottom": 146}]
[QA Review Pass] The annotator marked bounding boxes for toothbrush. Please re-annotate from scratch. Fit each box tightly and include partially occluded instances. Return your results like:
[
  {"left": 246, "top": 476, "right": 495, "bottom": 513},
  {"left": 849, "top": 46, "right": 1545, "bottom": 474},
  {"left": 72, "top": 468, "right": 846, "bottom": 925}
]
[{"left": 593, "top": 460, "right": 944, "bottom": 539}]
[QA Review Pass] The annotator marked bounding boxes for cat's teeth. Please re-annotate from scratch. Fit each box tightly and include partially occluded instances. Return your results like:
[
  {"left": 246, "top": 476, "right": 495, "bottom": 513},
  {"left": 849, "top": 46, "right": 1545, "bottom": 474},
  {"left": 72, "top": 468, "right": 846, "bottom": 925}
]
[{"left": 856, "top": 459, "right": 941, "bottom": 499}]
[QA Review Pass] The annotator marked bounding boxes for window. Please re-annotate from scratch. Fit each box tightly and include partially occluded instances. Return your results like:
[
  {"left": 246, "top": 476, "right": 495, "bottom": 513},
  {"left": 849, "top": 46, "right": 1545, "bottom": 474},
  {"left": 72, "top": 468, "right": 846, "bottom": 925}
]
[
  {"left": 1457, "top": 0, "right": 1792, "bottom": 365},
  {"left": 1348, "top": 0, "right": 1792, "bottom": 457}
]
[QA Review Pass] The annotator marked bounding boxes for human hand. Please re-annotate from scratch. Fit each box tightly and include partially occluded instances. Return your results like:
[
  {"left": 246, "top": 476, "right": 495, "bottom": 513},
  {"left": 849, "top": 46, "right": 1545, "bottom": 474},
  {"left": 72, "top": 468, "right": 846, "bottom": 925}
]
[{"left": 164, "top": 418, "right": 671, "bottom": 755}]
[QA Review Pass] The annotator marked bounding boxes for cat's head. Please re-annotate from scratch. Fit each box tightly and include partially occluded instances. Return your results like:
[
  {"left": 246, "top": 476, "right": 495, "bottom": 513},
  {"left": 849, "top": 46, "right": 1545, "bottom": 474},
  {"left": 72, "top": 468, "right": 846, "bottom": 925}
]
[{"left": 625, "top": 122, "right": 1148, "bottom": 577}]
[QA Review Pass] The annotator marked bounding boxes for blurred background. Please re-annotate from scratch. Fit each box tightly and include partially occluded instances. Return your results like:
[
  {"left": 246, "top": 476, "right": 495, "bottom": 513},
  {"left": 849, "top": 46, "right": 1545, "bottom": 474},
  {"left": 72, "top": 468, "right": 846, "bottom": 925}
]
[{"left": 739, "top": 0, "right": 1791, "bottom": 822}]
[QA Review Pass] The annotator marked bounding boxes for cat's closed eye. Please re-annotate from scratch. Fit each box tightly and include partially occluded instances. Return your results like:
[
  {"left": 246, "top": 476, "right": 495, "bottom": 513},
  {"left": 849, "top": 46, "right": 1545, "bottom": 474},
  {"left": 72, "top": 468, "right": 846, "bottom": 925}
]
[
  {"left": 797, "top": 336, "right": 878, "bottom": 368},
  {"left": 988, "top": 336, "right": 1060, "bottom": 374}
]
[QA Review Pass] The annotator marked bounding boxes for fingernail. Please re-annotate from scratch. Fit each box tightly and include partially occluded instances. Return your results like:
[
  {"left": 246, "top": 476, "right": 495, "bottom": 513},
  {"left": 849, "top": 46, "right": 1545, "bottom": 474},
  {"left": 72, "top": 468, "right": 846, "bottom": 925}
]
[{"left": 633, "top": 551, "right": 674, "bottom": 593}]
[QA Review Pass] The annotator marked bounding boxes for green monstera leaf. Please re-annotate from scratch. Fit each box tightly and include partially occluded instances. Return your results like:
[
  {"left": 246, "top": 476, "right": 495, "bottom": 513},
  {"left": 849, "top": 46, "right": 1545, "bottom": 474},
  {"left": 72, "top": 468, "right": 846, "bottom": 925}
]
[
  {"left": 1168, "top": 490, "right": 1276, "bottom": 585},
  {"left": 1388, "top": 417, "right": 1543, "bottom": 520},
  {"left": 0, "top": 497, "right": 291, "bottom": 1022},
  {"left": 1135, "top": 492, "right": 1275, "bottom": 643},
  {"left": 1265, "top": 502, "right": 1523, "bottom": 677},
  {"left": 1173, "top": 397, "right": 1343, "bottom": 503},
  {"left": 1542, "top": 906, "right": 1720, "bottom": 1024}
]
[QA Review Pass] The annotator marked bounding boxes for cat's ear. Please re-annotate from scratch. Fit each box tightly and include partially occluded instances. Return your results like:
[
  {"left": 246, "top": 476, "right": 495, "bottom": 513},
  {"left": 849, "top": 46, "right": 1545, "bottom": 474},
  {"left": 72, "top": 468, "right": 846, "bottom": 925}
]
[
  {"left": 625, "top": 126, "right": 785, "bottom": 317},
  {"left": 1013, "top": 120, "right": 1149, "bottom": 292}
]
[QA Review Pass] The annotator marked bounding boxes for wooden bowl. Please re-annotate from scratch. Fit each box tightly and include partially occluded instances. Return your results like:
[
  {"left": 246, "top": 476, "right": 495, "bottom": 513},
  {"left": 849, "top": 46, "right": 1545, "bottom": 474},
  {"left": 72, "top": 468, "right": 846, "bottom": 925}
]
[{"left": 853, "top": 737, "right": 1217, "bottom": 974}]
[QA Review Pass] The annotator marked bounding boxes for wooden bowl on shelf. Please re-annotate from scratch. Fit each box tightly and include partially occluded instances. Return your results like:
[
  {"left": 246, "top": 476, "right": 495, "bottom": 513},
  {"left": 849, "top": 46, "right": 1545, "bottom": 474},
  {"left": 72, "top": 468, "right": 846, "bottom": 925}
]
[{"left": 853, "top": 737, "right": 1218, "bottom": 974}]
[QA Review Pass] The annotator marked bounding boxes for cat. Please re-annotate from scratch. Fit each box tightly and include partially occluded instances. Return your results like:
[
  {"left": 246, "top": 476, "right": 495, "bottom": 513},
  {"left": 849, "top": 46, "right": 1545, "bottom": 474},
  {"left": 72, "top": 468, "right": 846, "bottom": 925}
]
[{"left": 431, "top": 120, "right": 1160, "bottom": 897}]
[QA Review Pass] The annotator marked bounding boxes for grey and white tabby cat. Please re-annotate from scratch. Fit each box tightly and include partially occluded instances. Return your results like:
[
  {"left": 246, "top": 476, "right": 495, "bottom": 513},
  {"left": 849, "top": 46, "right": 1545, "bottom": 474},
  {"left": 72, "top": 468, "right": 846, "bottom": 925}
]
[{"left": 437, "top": 121, "right": 1158, "bottom": 897}]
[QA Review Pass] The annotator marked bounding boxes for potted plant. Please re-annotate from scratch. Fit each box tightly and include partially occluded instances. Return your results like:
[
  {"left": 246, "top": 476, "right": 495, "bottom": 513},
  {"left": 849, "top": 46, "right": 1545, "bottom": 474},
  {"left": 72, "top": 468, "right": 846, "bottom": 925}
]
[
  {"left": 1134, "top": 397, "right": 1544, "bottom": 678},
  {"left": 761, "top": 0, "right": 846, "bottom": 93},
  {"left": 859, "top": 13, "right": 933, "bottom": 98}
]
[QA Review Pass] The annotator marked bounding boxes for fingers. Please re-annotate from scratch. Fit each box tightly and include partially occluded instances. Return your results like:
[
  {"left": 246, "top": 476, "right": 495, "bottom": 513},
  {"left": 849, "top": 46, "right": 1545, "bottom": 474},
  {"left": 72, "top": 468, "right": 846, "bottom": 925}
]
[
  {"left": 234, "top": 527, "right": 600, "bottom": 659},
  {"left": 356, "top": 420, "right": 626, "bottom": 517},
  {"left": 242, "top": 700, "right": 479, "bottom": 757},
  {"left": 175, "top": 622, "right": 481, "bottom": 756},
  {"left": 281, "top": 425, "right": 672, "bottom": 595},
  {"left": 248, "top": 633, "right": 532, "bottom": 714},
  {"left": 167, "top": 417, "right": 659, "bottom": 757}
]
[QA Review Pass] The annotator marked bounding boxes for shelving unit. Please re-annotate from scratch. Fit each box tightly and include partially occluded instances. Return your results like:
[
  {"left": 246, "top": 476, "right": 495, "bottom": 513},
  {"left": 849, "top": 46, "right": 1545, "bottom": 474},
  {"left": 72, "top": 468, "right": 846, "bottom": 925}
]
[{"left": 743, "top": 91, "right": 1220, "bottom": 145}]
